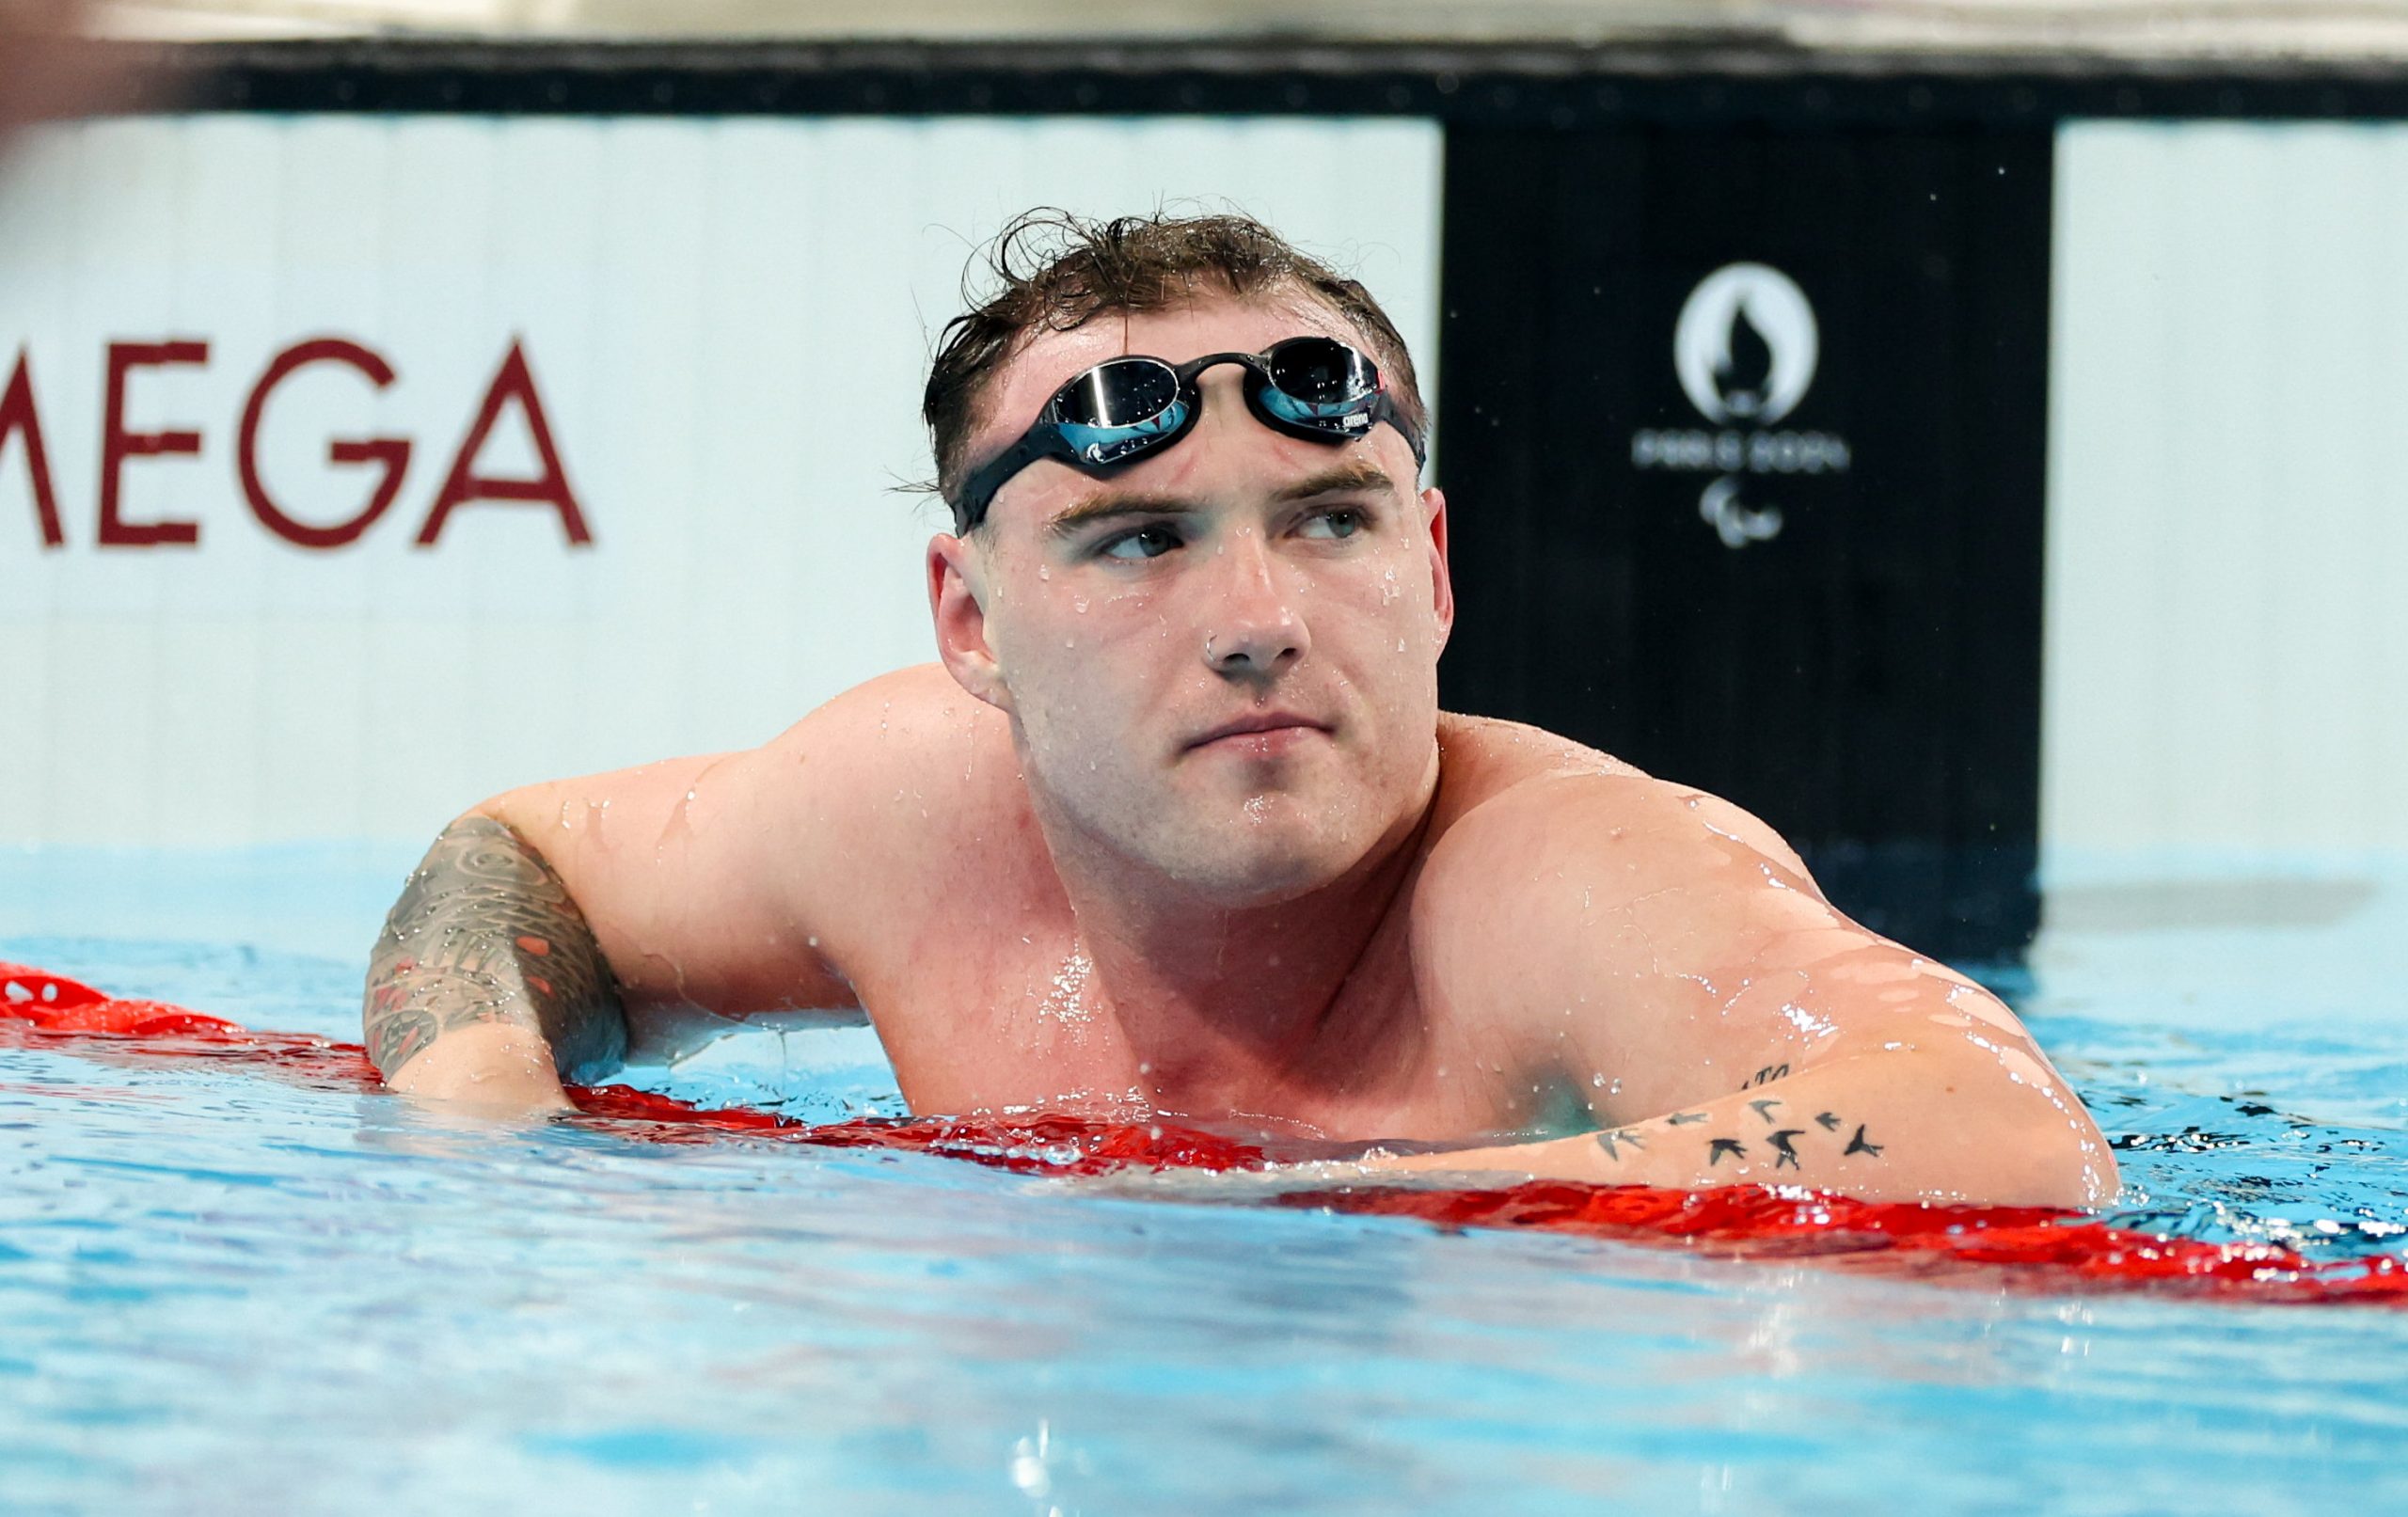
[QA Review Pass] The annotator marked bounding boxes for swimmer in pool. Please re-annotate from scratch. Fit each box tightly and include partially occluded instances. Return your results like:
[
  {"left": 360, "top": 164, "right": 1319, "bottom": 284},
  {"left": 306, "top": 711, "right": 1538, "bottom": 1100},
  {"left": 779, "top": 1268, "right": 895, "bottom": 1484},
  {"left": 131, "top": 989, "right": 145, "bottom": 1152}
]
[{"left": 362, "top": 210, "right": 2116, "bottom": 1209}]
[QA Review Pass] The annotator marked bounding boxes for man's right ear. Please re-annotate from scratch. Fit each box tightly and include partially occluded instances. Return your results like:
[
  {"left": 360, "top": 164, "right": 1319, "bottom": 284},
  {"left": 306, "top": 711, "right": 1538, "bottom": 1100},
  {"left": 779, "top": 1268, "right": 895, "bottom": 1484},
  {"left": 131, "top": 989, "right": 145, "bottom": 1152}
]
[{"left": 927, "top": 533, "right": 1014, "bottom": 714}]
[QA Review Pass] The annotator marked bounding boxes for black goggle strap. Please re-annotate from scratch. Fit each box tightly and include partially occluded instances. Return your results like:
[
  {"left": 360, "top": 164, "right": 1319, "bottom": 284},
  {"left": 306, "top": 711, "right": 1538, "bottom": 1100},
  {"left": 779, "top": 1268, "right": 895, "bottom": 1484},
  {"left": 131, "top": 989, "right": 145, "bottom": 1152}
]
[{"left": 957, "top": 431, "right": 1067, "bottom": 529}]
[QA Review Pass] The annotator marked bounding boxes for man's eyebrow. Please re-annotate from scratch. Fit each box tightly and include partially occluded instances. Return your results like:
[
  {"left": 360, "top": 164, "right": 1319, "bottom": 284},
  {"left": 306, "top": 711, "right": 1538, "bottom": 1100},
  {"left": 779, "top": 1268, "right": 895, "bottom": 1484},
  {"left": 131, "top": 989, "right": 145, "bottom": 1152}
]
[
  {"left": 1040, "top": 461, "right": 1402, "bottom": 540},
  {"left": 1272, "top": 460, "right": 1402, "bottom": 505},
  {"left": 1041, "top": 492, "right": 1201, "bottom": 540}
]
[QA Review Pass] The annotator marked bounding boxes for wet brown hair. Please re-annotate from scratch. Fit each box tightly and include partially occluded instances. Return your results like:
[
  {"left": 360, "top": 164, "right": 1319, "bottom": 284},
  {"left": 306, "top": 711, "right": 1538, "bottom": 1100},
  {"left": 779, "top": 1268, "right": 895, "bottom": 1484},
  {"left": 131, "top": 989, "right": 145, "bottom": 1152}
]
[{"left": 923, "top": 208, "right": 1426, "bottom": 531}]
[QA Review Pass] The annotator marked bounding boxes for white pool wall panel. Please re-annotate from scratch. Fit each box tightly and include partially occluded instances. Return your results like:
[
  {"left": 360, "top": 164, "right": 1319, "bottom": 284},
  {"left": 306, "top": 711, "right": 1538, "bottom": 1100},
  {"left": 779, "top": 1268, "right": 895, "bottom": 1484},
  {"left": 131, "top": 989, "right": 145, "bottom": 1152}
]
[
  {"left": 0, "top": 114, "right": 1443, "bottom": 848},
  {"left": 2045, "top": 120, "right": 2408, "bottom": 861}
]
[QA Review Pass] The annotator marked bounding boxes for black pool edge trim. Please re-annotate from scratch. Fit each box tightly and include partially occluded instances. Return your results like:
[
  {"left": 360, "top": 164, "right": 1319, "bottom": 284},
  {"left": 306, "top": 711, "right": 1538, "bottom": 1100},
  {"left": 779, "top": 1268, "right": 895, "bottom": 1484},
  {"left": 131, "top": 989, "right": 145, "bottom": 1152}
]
[{"left": 68, "top": 36, "right": 2408, "bottom": 123}]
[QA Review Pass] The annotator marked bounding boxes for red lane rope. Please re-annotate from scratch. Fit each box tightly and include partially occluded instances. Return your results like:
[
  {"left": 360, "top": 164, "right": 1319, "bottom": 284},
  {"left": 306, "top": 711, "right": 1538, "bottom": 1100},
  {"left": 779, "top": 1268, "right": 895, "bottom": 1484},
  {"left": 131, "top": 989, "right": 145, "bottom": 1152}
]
[
  {"left": 0, "top": 961, "right": 1264, "bottom": 1175},
  {"left": 7, "top": 960, "right": 2403, "bottom": 1306}
]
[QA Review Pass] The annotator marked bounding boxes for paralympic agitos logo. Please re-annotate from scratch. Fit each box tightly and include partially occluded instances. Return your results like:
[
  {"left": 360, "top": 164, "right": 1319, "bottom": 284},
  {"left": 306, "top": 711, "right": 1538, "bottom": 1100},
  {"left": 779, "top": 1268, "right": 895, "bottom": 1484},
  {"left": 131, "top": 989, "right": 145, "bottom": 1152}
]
[{"left": 1629, "top": 263, "right": 1851, "bottom": 548}]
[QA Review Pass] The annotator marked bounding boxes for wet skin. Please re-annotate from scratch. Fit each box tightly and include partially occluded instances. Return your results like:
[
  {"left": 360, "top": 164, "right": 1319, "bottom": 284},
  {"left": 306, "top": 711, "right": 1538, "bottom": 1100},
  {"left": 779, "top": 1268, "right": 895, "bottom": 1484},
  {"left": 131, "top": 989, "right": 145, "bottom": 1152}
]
[{"left": 369, "top": 292, "right": 2118, "bottom": 1209}]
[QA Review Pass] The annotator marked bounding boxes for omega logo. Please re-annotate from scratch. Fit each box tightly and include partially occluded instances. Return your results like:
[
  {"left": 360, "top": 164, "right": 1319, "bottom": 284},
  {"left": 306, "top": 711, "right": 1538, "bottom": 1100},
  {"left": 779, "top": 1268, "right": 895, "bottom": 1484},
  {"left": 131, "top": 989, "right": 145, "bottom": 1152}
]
[{"left": 1, "top": 335, "right": 590, "bottom": 551}]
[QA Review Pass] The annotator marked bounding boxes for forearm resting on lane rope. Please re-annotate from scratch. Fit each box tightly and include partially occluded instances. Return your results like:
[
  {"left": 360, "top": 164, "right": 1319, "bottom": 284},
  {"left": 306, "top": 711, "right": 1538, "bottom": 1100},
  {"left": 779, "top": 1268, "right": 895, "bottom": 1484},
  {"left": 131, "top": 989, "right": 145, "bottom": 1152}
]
[
  {"left": 1369, "top": 1044, "right": 2113, "bottom": 1209},
  {"left": 362, "top": 813, "right": 627, "bottom": 1103}
]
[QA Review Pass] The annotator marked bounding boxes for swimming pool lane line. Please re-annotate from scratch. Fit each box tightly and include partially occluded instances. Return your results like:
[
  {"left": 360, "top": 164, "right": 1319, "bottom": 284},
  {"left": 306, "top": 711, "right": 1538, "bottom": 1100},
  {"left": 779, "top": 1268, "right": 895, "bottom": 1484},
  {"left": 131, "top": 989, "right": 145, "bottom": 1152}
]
[{"left": 5, "top": 959, "right": 2402, "bottom": 1308}]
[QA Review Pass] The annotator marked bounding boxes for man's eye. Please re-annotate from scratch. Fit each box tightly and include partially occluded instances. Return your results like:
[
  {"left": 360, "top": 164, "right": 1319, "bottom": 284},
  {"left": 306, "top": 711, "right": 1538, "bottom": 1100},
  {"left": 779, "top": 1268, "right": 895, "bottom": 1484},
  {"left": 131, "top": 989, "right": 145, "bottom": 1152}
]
[
  {"left": 1097, "top": 525, "right": 1182, "bottom": 561},
  {"left": 1299, "top": 508, "right": 1365, "bottom": 540}
]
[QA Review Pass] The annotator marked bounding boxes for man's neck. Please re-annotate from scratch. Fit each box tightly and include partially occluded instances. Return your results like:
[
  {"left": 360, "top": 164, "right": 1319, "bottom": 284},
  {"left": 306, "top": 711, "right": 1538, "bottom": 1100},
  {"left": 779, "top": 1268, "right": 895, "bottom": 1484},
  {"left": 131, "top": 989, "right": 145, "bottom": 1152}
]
[{"left": 1032, "top": 763, "right": 1440, "bottom": 1115}]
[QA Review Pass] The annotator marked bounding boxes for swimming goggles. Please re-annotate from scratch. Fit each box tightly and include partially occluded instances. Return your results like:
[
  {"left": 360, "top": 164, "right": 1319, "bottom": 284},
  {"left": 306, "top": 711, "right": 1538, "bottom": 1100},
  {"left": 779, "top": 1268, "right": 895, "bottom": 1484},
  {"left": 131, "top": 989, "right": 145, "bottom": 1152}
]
[{"left": 956, "top": 335, "right": 1427, "bottom": 528}]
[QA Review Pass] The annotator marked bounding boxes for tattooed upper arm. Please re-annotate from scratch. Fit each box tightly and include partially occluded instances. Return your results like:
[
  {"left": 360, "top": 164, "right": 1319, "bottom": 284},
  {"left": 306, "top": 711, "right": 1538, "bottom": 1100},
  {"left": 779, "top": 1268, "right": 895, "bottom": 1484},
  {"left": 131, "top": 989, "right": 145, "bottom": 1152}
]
[{"left": 362, "top": 814, "right": 626, "bottom": 1082}]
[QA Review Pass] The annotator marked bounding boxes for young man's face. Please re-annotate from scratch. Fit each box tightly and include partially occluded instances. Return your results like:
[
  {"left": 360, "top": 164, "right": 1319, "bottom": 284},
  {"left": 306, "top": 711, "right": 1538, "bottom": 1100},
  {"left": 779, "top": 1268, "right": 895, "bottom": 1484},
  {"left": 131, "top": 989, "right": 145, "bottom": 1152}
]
[{"left": 930, "top": 290, "right": 1454, "bottom": 905}]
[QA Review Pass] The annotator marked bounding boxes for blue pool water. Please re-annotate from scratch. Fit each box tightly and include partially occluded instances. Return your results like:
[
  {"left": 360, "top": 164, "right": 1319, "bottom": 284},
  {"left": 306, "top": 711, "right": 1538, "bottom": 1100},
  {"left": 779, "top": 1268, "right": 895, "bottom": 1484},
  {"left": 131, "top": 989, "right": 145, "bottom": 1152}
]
[{"left": 5, "top": 845, "right": 2406, "bottom": 1515}]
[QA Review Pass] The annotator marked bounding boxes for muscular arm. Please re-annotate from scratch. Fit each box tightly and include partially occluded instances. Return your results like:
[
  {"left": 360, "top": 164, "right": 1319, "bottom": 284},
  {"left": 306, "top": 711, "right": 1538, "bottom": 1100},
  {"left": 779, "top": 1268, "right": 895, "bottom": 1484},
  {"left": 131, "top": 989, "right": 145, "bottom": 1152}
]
[
  {"left": 1375, "top": 1042, "right": 2107, "bottom": 1206},
  {"left": 363, "top": 814, "right": 626, "bottom": 1110},
  {"left": 1402, "top": 773, "right": 2116, "bottom": 1209},
  {"left": 360, "top": 664, "right": 1002, "bottom": 1109}
]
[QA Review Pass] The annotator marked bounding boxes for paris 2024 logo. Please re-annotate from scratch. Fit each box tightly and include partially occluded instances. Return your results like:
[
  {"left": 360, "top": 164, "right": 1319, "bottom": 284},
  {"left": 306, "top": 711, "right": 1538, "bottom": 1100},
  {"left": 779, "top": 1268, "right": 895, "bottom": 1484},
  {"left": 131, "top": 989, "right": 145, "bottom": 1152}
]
[{"left": 1630, "top": 263, "right": 1851, "bottom": 548}]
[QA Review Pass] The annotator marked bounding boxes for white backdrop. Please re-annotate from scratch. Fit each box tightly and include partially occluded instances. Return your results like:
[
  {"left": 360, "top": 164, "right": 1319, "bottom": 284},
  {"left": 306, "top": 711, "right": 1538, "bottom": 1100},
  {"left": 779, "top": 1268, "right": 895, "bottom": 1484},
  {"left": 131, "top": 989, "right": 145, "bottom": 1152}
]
[
  {"left": 2045, "top": 119, "right": 2408, "bottom": 859},
  {"left": 0, "top": 113, "right": 1442, "bottom": 846}
]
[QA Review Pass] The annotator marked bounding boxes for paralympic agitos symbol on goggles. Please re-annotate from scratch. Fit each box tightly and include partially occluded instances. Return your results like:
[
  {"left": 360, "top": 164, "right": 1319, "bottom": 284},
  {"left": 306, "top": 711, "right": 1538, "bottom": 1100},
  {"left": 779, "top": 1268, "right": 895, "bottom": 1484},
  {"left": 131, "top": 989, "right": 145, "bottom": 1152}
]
[{"left": 1629, "top": 263, "right": 1853, "bottom": 549}]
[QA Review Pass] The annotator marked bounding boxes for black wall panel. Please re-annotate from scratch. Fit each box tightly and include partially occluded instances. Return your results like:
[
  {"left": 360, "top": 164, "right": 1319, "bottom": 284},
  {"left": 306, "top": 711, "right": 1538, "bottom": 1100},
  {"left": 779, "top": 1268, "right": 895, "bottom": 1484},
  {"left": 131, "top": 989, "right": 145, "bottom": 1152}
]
[{"left": 1434, "top": 124, "right": 2053, "bottom": 961}]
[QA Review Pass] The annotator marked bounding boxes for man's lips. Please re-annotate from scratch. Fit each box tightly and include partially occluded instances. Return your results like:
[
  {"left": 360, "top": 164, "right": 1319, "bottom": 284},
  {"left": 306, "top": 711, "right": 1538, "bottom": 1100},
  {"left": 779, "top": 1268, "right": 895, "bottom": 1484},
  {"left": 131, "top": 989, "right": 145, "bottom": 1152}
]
[{"left": 1184, "top": 712, "right": 1329, "bottom": 751}]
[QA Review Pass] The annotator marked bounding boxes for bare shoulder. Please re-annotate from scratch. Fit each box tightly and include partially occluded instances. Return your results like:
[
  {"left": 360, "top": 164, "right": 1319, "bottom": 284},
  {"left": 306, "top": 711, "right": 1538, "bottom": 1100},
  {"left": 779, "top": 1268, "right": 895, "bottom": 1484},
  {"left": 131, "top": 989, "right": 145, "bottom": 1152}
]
[
  {"left": 498, "top": 663, "right": 1017, "bottom": 860},
  {"left": 1407, "top": 739, "right": 1855, "bottom": 1105},
  {"left": 762, "top": 663, "right": 1015, "bottom": 800},
  {"left": 1433, "top": 711, "right": 1643, "bottom": 798},
  {"left": 752, "top": 663, "right": 1035, "bottom": 877},
  {"left": 465, "top": 663, "right": 1028, "bottom": 1019},
  {"left": 1429, "top": 716, "right": 1808, "bottom": 882},
  {"left": 1415, "top": 735, "right": 1821, "bottom": 950}
]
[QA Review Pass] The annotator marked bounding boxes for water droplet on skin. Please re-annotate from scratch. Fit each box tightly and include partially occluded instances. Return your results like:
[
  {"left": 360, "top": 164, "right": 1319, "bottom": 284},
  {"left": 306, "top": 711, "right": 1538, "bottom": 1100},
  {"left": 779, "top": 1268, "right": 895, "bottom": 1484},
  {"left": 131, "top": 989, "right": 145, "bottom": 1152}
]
[
  {"left": 1591, "top": 1072, "right": 1606, "bottom": 1087},
  {"left": 1037, "top": 947, "right": 1098, "bottom": 1036},
  {"left": 1037, "top": 565, "right": 1050, "bottom": 580},
  {"left": 1073, "top": 598, "right": 1089, "bottom": 614},
  {"left": 807, "top": 936, "right": 819, "bottom": 948}
]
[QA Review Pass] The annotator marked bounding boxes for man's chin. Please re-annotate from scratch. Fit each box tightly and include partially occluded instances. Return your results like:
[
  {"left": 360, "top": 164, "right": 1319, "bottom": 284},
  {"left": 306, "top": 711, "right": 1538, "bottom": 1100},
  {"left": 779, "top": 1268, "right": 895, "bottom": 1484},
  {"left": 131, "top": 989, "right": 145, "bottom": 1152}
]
[
  {"left": 1167, "top": 865, "right": 1333, "bottom": 910},
  {"left": 1157, "top": 828, "right": 1361, "bottom": 906}
]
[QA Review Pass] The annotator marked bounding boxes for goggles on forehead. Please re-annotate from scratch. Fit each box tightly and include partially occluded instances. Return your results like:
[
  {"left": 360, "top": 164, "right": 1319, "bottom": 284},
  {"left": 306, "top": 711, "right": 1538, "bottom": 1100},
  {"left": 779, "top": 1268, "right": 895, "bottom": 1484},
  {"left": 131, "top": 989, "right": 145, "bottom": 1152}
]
[{"left": 955, "top": 335, "right": 1426, "bottom": 529}]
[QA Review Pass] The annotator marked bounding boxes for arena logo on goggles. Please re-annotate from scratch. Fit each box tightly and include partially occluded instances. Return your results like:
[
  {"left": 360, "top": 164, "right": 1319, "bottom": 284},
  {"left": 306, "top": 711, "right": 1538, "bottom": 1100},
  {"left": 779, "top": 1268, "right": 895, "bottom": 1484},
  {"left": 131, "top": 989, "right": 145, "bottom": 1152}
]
[{"left": 0, "top": 335, "right": 590, "bottom": 551}]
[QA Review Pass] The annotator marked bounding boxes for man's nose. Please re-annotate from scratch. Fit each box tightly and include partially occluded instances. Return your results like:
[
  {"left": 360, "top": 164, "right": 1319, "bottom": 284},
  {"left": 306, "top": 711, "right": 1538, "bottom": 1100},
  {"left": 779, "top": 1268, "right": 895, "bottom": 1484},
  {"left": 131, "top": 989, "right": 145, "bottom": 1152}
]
[{"left": 1200, "top": 530, "right": 1307, "bottom": 678}]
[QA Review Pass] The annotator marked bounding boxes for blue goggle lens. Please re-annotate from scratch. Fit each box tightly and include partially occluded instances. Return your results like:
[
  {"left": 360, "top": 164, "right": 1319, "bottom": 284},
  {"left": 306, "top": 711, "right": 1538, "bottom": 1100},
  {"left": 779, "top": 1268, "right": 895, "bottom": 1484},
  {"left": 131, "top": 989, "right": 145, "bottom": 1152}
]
[{"left": 1058, "top": 400, "right": 1191, "bottom": 465}]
